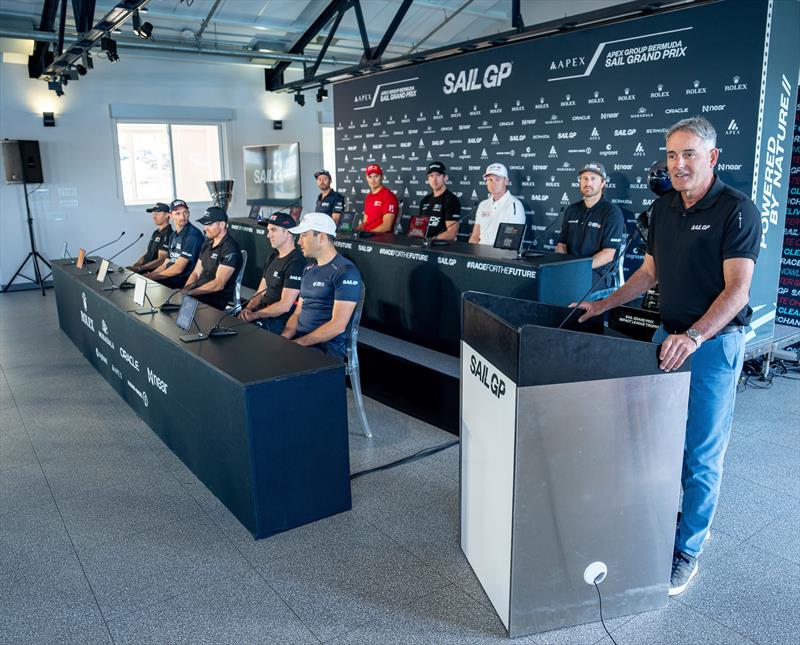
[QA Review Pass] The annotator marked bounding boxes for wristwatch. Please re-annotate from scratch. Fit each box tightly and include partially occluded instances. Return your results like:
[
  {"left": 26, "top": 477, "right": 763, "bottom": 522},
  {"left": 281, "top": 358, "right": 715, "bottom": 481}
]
[{"left": 686, "top": 328, "right": 703, "bottom": 348}]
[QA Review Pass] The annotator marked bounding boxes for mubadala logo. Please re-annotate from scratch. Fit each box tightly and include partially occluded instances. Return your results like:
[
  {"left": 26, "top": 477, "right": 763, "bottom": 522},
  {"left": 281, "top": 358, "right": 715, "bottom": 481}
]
[
  {"left": 557, "top": 161, "right": 575, "bottom": 172},
  {"left": 590, "top": 127, "right": 600, "bottom": 140},
  {"left": 686, "top": 79, "right": 707, "bottom": 95},
  {"left": 651, "top": 84, "right": 670, "bottom": 98},
  {"left": 98, "top": 319, "right": 115, "bottom": 350},
  {"left": 725, "top": 119, "right": 740, "bottom": 135},
  {"left": 545, "top": 114, "right": 563, "bottom": 125},
  {"left": 588, "top": 90, "right": 605, "bottom": 104},
  {"left": 634, "top": 142, "right": 646, "bottom": 156},
  {"left": 702, "top": 104, "right": 726, "bottom": 112},
  {"left": 550, "top": 56, "right": 585, "bottom": 70},
  {"left": 631, "top": 107, "right": 654, "bottom": 118},
  {"left": 478, "top": 120, "right": 492, "bottom": 130},
  {"left": 442, "top": 62, "right": 513, "bottom": 94},
  {"left": 618, "top": 87, "right": 635, "bottom": 101},
  {"left": 724, "top": 75, "right": 747, "bottom": 92},
  {"left": 535, "top": 97, "right": 549, "bottom": 109},
  {"left": 601, "top": 112, "right": 620, "bottom": 120},
  {"left": 548, "top": 146, "right": 558, "bottom": 158}
]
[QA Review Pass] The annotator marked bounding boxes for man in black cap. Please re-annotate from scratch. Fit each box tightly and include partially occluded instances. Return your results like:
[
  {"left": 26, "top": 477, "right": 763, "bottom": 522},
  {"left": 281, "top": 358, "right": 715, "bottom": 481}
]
[
  {"left": 144, "top": 199, "right": 204, "bottom": 289},
  {"left": 419, "top": 161, "right": 461, "bottom": 242},
  {"left": 239, "top": 212, "right": 307, "bottom": 333},
  {"left": 314, "top": 170, "right": 346, "bottom": 225},
  {"left": 181, "top": 206, "right": 243, "bottom": 310},
  {"left": 128, "top": 202, "right": 174, "bottom": 274},
  {"left": 556, "top": 162, "right": 626, "bottom": 299}
]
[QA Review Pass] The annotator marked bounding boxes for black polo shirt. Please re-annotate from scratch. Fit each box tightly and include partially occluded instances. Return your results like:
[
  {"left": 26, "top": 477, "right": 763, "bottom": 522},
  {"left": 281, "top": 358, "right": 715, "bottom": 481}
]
[
  {"left": 316, "top": 190, "right": 346, "bottom": 217},
  {"left": 257, "top": 247, "right": 306, "bottom": 319},
  {"left": 194, "top": 233, "right": 242, "bottom": 310},
  {"left": 646, "top": 176, "right": 760, "bottom": 332},
  {"left": 557, "top": 196, "right": 626, "bottom": 287},
  {"left": 419, "top": 189, "right": 461, "bottom": 237},
  {"left": 143, "top": 226, "right": 173, "bottom": 264}
]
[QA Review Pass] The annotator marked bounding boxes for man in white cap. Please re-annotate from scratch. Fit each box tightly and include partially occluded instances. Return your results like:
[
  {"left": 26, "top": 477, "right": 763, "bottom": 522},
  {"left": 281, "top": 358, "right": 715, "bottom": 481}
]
[
  {"left": 469, "top": 162, "right": 526, "bottom": 245},
  {"left": 281, "top": 213, "right": 363, "bottom": 359}
]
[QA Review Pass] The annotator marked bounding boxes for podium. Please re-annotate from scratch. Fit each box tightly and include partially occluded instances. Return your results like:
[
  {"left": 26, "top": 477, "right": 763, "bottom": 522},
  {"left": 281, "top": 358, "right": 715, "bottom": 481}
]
[{"left": 460, "top": 292, "right": 690, "bottom": 638}]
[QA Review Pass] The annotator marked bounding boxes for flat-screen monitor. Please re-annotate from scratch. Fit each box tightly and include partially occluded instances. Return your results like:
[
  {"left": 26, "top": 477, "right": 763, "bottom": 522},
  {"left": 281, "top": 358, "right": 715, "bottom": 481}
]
[
  {"left": 243, "top": 143, "right": 301, "bottom": 207},
  {"left": 337, "top": 211, "right": 361, "bottom": 234},
  {"left": 407, "top": 216, "right": 429, "bottom": 239},
  {"left": 176, "top": 295, "right": 200, "bottom": 331},
  {"left": 493, "top": 223, "right": 526, "bottom": 251}
]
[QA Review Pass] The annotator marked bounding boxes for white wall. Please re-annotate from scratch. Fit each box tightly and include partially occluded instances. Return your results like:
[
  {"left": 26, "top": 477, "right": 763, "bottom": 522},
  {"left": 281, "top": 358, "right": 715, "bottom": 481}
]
[{"left": 0, "top": 45, "right": 326, "bottom": 285}]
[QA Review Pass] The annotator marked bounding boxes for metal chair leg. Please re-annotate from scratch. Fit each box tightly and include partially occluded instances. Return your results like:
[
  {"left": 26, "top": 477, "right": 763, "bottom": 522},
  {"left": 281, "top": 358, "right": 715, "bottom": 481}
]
[{"left": 349, "top": 362, "right": 372, "bottom": 438}]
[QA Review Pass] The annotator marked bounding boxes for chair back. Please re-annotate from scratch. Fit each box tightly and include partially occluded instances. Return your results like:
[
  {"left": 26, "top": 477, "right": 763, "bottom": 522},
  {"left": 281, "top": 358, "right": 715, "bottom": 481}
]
[
  {"left": 231, "top": 249, "right": 248, "bottom": 306},
  {"left": 345, "top": 284, "right": 366, "bottom": 375}
]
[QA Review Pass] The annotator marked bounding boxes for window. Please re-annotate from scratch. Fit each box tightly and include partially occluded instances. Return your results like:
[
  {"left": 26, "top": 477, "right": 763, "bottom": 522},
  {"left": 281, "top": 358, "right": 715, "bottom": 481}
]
[
  {"left": 322, "top": 126, "right": 337, "bottom": 188},
  {"left": 116, "top": 122, "right": 224, "bottom": 206}
]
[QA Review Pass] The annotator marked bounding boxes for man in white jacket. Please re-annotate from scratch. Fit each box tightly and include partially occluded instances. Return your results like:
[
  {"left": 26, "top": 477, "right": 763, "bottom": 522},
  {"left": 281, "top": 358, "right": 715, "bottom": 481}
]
[{"left": 469, "top": 162, "right": 526, "bottom": 246}]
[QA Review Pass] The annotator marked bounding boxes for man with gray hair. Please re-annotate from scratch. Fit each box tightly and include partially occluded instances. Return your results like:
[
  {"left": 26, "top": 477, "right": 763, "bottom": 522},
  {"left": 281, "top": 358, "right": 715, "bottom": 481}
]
[{"left": 575, "top": 116, "right": 760, "bottom": 595}]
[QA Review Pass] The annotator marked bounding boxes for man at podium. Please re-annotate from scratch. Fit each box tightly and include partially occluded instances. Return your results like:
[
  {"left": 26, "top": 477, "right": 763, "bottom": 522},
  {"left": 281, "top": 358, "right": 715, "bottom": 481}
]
[{"left": 576, "top": 116, "right": 760, "bottom": 597}]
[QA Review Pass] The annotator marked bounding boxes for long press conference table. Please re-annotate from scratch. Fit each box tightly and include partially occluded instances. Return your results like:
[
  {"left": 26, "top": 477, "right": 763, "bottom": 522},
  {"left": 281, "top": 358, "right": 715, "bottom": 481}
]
[
  {"left": 229, "top": 217, "right": 592, "bottom": 356},
  {"left": 52, "top": 259, "right": 351, "bottom": 539}
]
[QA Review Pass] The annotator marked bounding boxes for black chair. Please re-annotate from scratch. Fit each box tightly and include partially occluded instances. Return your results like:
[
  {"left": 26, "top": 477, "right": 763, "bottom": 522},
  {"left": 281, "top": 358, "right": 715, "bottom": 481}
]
[{"left": 346, "top": 285, "right": 372, "bottom": 437}]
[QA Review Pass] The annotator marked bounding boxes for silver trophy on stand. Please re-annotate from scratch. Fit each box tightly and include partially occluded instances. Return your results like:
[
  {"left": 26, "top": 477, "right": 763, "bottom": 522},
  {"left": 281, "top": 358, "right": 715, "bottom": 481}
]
[{"left": 206, "top": 180, "right": 234, "bottom": 211}]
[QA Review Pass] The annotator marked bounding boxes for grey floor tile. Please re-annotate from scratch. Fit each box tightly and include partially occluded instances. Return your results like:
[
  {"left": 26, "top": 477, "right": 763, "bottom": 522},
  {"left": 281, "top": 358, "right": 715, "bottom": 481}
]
[
  {"left": 743, "top": 498, "right": 800, "bottom": 565},
  {"left": 730, "top": 390, "right": 786, "bottom": 438},
  {"left": 421, "top": 442, "right": 460, "bottom": 482},
  {"left": 328, "top": 584, "right": 529, "bottom": 644},
  {"left": 0, "top": 498, "right": 74, "bottom": 587},
  {"left": 106, "top": 569, "right": 317, "bottom": 645},
  {"left": 259, "top": 518, "right": 449, "bottom": 642},
  {"left": 0, "top": 461, "right": 53, "bottom": 516},
  {"left": 724, "top": 434, "right": 800, "bottom": 498},
  {"left": 80, "top": 513, "right": 253, "bottom": 619},
  {"left": 610, "top": 599, "right": 753, "bottom": 644},
  {"left": 0, "top": 380, "right": 15, "bottom": 411},
  {"left": 57, "top": 477, "right": 199, "bottom": 554},
  {"left": 677, "top": 543, "right": 800, "bottom": 644},
  {"left": 711, "top": 474, "right": 796, "bottom": 542},
  {"left": 532, "top": 614, "right": 633, "bottom": 645},
  {"left": 0, "top": 557, "right": 112, "bottom": 645},
  {"left": 0, "top": 406, "right": 23, "bottom": 431},
  {"left": 0, "top": 423, "right": 39, "bottom": 471},
  {"left": 697, "top": 526, "right": 741, "bottom": 565},
  {"left": 748, "top": 414, "right": 799, "bottom": 451}
]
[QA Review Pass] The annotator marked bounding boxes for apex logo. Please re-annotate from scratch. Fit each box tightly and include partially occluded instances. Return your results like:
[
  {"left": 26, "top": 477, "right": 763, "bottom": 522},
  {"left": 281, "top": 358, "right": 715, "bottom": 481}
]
[
  {"left": 561, "top": 192, "right": 571, "bottom": 205},
  {"left": 549, "top": 56, "right": 585, "bottom": 70},
  {"left": 634, "top": 142, "right": 646, "bottom": 157},
  {"left": 442, "top": 62, "right": 513, "bottom": 94},
  {"left": 725, "top": 119, "right": 740, "bottom": 135},
  {"left": 548, "top": 145, "right": 558, "bottom": 158},
  {"left": 590, "top": 127, "right": 600, "bottom": 140}
]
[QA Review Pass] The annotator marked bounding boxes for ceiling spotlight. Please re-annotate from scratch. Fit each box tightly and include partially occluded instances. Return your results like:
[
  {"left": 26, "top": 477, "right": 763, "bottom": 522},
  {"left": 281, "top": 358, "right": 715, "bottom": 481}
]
[
  {"left": 316, "top": 86, "right": 328, "bottom": 103},
  {"left": 75, "top": 64, "right": 87, "bottom": 76},
  {"left": 48, "top": 80, "right": 64, "bottom": 97},
  {"left": 101, "top": 36, "right": 119, "bottom": 62},
  {"left": 132, "top": 9, "right": 154, "bottom": 40},
  {"left": 82, "top": 52, "right": 93, "bottom": 70},
  {"left": 294, "top": 92, "right": 305, "bottom": 107}
]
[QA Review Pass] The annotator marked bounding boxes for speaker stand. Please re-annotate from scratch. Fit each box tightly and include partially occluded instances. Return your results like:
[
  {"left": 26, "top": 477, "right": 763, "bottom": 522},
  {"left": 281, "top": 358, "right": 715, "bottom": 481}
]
[{"left": 2, "top": 180, "right": 52, "bottom": 296}]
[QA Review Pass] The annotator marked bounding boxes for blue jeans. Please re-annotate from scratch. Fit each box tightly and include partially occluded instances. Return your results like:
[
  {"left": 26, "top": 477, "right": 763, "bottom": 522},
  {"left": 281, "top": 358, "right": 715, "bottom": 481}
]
[
  {"left": 587, "top": 287, "right": 616, "bottom": 302},
  {"left": 654, "top": 326, "right": 745, "bottom": 557}
]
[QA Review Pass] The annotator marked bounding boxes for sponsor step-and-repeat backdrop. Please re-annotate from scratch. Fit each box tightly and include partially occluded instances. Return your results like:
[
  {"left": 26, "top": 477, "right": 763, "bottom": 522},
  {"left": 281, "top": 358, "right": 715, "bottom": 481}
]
[
  {"left": 778, "top": 88, "right": 800, "bottom": 328},
  {"left": 333, "top": 0, "right": 799, "bottom": 348}
]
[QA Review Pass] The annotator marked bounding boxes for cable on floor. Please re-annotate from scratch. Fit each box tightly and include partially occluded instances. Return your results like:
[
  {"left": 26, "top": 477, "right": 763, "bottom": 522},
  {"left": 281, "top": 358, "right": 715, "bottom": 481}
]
[{"left": 350, "top": 439, "right": 459, "bottom": 480}]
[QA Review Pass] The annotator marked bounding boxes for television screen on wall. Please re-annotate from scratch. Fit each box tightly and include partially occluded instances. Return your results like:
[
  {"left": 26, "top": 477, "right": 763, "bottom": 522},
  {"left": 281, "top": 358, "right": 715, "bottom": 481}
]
[{"left": 243, "top": 142, "right": 301, "bottom": 206}]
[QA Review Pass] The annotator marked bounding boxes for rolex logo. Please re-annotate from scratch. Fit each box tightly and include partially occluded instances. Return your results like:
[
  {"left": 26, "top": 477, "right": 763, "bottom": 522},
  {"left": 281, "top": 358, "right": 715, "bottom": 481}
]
[{"left": 693, "top": 79, "right": 700, "bottom": 88}]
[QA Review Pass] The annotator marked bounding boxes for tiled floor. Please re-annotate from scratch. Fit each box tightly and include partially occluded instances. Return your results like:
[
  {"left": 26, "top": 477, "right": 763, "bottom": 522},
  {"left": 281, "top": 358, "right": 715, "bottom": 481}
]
[{"left": 1, "top": 289, "right": 798, "bottom": 644}]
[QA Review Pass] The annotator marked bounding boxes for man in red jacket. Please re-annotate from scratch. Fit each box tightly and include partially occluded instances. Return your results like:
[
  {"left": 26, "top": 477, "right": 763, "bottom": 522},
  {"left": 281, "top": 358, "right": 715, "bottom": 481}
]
[{"left": 358, "top": 163, "right": 398, "bottom": 234}]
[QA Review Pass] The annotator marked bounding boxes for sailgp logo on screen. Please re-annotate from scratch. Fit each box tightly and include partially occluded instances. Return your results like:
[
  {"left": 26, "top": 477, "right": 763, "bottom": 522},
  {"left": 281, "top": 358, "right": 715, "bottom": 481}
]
[{"left": 442, "top": 62, "right": 513, "bottom": 94}]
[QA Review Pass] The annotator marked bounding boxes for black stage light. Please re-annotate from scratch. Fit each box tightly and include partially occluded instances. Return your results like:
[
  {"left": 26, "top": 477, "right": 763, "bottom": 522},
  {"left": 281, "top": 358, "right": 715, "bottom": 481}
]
[
  {"left": 132, "top": 10, "right": 154, "bottom": 40},
  {"left": 316, "top": 86, "right": 328, "bottom": 102},
  {"left": 101, "top": 36, "right": 119, "bottom": 62},
  {"left": 82, "top": 52, "right": 93, "bottom": 70},
  {"left": 273, "top": 120, "right": 283, "bottom": 130},
  {"left": 66, "top": 67, "right": 79, "bottom": 81},
  {"left": 47, "top": 80, "right": 63, "bottom": 96},
  {"left": 294, "top": 92, "right": 305, "bottom": 107},
  {"left": 75, "top": 64, "right": 87, "bottom": 76}
]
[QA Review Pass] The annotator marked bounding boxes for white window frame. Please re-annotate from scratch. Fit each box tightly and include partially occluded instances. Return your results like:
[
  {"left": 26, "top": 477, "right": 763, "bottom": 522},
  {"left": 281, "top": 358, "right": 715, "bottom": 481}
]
[{"left": 112, "top": 118, "right": 229, "bottom": 211}]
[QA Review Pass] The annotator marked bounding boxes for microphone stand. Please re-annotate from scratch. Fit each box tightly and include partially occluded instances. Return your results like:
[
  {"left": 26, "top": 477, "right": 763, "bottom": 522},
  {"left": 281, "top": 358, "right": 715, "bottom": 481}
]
[
  {"left": 180, "top": 286, "right": 269, "bottom": 342},
  {"left": 159, "top": 279, "right": 202, "bottom": 312},
  {"left": 83, "top": 231, "right": 126, "bottom": 265}
]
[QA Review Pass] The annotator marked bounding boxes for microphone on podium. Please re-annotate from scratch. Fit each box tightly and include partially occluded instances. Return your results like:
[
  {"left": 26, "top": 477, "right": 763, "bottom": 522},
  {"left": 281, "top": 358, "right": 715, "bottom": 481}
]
[{"left": 83, "top": 231, "right": 125, "bottom": 265}]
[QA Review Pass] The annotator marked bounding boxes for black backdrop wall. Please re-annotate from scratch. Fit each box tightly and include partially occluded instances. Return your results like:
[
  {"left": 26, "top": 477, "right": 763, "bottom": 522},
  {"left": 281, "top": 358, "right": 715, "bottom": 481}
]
[
  {"left": 333, "top": 0, "right": 799, "bottom": 348},
  {"left": 778, "top": 87, "right": 800, "bottom": 328}
]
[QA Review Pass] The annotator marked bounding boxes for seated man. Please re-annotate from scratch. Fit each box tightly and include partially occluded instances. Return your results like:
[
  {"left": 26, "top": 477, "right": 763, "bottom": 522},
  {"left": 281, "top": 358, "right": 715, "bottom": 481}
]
[
  {"left": 314, "top": 170, "right": 346, "bottom": 225},
  {"left": 357, "top": 163, "right": 398, "bottom": 234},
  {"left": 281, "top": 213, "right": 362, "bottom": 359},
  {"left": 128, "top": 202, "right": 173, "bottom": 274},
  {"left": 144, "top": 199, "right": 204, "bottom": 289},
  {"left": 469, "top": 163, "right": 525, "bottom": 245},
  {"left": 556, "top": 162, "right": 626, "bottom": 300},
  {"left": 239, "top": 212, "right": 306, "bottom": 333},
  {"left": 181, "top": 206, "right": 242, "bottom": 310},
  {"left": 419, "top": 161, "right": 461, "bottom": 241}
]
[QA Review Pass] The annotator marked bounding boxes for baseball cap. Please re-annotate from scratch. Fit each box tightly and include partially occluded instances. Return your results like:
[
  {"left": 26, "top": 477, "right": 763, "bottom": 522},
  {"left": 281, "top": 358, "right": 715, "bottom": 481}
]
[
  {"left": 170, "top": 199, "right": 189, "bottom": 211},
  {"left": 146, "top": 202, "right": 170, "bottom": 213},
  {"left": 365, "top": 163, "right": 383, "bottom": 176},
  {"left": 314, "top": 169, "right": 332, "bottom": 179},
  {"left": 196, "top": 206, "right": 228, "bottom": 225},
  {"left": 258, "top": 211, "right": 295, "bottom": 229},
  {"left": 482, "top": 163, "right": 509, "bottom": 179},
  {"left": 426, "top": 161, "right": 447, "bottom": 175},
  {"left": 289, "top": 212, "right": 337, "bottom": 237},
  {"left": 578, "top": 162, "right": 607, "bottom": 180}
]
